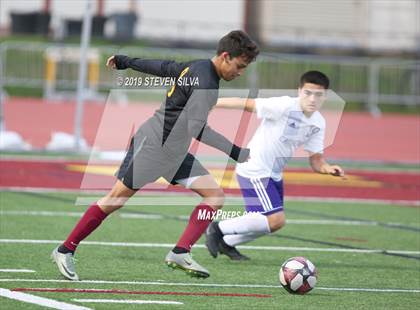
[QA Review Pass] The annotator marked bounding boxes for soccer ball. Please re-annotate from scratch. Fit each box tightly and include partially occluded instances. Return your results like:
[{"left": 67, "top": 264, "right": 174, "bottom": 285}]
[{"left": 279, "top": 256, "right": 317, "bottom": 294}]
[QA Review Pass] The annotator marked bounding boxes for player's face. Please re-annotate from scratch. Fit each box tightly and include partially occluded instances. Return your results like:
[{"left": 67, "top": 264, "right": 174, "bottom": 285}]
[
  {"left": 220, "top": 54, "right": 249, "bottom": 81},
  {"left": 298, "top": 83, "right": 327, "bottom": 116}
]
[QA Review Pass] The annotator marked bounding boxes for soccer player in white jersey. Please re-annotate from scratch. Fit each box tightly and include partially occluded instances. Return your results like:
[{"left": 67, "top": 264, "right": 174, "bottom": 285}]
[{"left": 205, "top": 71, "right": 344, "bottom": 260}]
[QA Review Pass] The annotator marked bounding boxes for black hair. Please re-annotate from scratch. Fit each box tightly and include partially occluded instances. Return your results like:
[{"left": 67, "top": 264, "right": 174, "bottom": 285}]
[
  {"left": 300, "top": 71, "right": 330, "bottom": 89},
  {"left": 217, "top": 30, "right": 259, "bottom": 63}
]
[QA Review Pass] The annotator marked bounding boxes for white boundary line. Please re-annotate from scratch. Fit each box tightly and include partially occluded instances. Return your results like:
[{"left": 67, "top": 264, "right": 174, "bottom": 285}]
[
  {"left": 0, "top": 269, "right": 35, "bottom": 273},
  {"left": 0, "top": 239, "right": 419, "bottom": 255},
  {"left": 4, "top": 210, "right": 418, "bottom": 228},
  {"left": 1, "top": 280, "right": 419, "bottom": 294},
  {"left": 316, "top": 287, "right": 420, "bottom": 293},
  {"left": 73, "top": 298, "right": 183, "bottom": 305},
  {"left": 0, "top": 288, "right": 92, "bottom": 309}
]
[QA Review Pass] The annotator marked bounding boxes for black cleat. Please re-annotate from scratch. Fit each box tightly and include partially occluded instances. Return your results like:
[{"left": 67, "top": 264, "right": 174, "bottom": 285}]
[
  {"left": 205, "top": 222, "right": 223, "bottom": 258},
  {"left": 219, "top": 239, "right": 250, "bottom": 261}
]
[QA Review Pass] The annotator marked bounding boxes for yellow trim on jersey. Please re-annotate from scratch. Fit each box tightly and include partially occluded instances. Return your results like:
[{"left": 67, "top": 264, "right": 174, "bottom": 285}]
[{"left": 167, "top": 67, "right": 190, "bottom": 97}]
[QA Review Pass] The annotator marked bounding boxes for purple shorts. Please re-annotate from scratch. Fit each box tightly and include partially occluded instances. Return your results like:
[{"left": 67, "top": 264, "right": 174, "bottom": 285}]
[{"left": 236, "top": 174, "right": 284, "bottom": 215}]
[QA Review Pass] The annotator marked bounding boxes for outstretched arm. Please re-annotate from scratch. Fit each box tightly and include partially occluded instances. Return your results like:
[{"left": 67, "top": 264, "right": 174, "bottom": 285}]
[
  {"left": 216, "top": 98, "right": 256, "bottom": 112},
  {"left": 309, "top": 153, "right": 345, "bottom": 177},
  {"left": 106, "top": 55, "right": 183, "bottom": 77},
  {"left": 188, "top": 119, "right": 249, "bottom": 163}
]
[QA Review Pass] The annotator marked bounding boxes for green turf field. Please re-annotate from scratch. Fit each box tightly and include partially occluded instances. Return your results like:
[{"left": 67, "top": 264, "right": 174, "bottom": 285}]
[{"left": 1, "top": 191, "right": 419, "bottom": 309}]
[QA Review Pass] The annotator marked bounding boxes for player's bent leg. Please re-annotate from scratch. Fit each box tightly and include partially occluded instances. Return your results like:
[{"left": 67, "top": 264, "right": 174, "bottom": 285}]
[
  {"left": 52, "top": 180, "right": 137, "bottom": 281},
  {"left": 188, "top": 174, "right": 225, "bottom": 210},
  {"left": 209, "top": 222, "right": 252, "bottom": 261},
  {"left": 165, "top": 175, "right": 222, "bottom": 278},
  {"left": 207, "top": 211, "right": 271, "bottom": 261},
  {"left": 207, "top": 175, "right": 284, "bottom": 261},
  {"left": 189, "top": 175, "right": 227, "bottom": 260},
  {"left": 213, "top": 212, "right": 285, "bottom": 262},
  {"left": 267, "top": 211, "right": 286, "bottom": 232},
  {"left": 97, "top": 180, "right": 138, "bottom": 214},
  {"left": 205, "top": 222, "right": 224, "bottom": 258},
  {"left": 222, "top": 232, "right": 265, "bottom": 250}
]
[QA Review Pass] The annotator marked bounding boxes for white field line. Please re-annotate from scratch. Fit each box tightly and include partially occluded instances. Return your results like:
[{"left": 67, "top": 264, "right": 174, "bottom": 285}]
[
  {"left": 0, "top": 269, "right": 35, "bottom": 273},
  {"left": 1, "top": 210, "right": 84, "bottom": 218},
  {"left": 316, "top": 287, "right": 420, "bottom": 293},
  {"left": 1, "top": 280, "right": 419, "bottom": 294},
  {"left": 0, "top": 210, "right": 168, "bottom": 220},
  {"left": 2, "top": 210, "right": 419, "bottom": 228},
  {"left": 0, "top": 239, "right": 419, "bottom": 255},
  {"left": 73, "top": 298, "right": 183, "bottom": 305},
  {"left": 0, "top": 288, "right": 92, "bottom": 310}
]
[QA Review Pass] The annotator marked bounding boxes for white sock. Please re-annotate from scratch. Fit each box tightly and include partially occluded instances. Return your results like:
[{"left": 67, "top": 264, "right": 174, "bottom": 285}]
[
  {"left": 223, "top": 232, "right": 266, "bottom": 247},
  {"left": 219, "top": 212, "right": 270, "bottom": 235}
]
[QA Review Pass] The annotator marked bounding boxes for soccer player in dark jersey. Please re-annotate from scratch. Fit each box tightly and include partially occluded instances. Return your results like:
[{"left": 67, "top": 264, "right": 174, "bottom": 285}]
[{"left": 51, "top": 30, "right": 259, "bottom": 280}]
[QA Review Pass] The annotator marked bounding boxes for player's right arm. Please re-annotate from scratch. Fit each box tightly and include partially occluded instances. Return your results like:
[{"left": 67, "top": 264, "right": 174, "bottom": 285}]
[
  {"left": 191, "top": 121, "right": 250, "bottom": 163},
  {"left": 106, "top": 55, "right": 184, "bottom": 77},
  {"left": 216, "top": 98, "right": 256, "bottom": 112},
  {"left": 186, "top": 92, "right": 250, "bottom": 163},
  {"left": 309, "top": 153, "right": 345, "bottom": 177}
]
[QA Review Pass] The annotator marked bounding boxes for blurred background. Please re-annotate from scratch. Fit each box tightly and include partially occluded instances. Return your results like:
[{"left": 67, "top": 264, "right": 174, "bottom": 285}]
[{"left": 0, "top": 0, "right": 418, "bottom": 201}]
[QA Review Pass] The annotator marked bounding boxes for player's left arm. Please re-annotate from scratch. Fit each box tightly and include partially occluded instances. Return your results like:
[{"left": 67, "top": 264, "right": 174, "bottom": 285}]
[
  {"left": 106, "top": 55, "right": 184, "bottom": 77},
  {"left": 309, "top": 152, "right": 344, "bottom": 177}
]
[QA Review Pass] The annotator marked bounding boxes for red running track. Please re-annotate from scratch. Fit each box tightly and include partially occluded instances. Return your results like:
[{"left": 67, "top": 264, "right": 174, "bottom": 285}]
[
  {"left": 12, "top": 287, "right": 272, "bottom": 298},
  {"left": 3, "top": 97, "right": 420, "bottom": 163},
  {"left": 1, "top": 159, "right": 418, "bottom": 204}
]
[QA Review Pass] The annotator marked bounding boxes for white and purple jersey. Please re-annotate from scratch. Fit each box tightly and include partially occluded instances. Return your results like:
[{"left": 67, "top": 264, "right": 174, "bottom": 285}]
[
  {"left": 235, "top": 96, "right": 326, "bottom": 214},
  {"left": 236, "top": 96, "right": 325, "bottom": 182}
]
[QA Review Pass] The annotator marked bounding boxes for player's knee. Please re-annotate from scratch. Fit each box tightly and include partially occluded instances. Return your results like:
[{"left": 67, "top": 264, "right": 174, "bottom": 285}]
[
  {"left": 268, "top": 213, "right": 286, "bottom": 232},
  {"left": 203, "top": 188, "right": 225, "bottom": 210},
  {"left": 212, "top": 188, "right": 225, "bottom": 209},
  {"left": 97, "top": 181, "right": 137, "bottom": 214},
  {"left": 99, "top": 203, "right": 122, "bottom": 214}
]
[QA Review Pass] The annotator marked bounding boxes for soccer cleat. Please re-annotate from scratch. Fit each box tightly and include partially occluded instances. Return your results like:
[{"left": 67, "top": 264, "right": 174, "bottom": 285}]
[
  {"left": 165, "top": 251, "right": 210, "bottom": 278},
  {"left": 218, "top": 239, "right": 250, "bottom": 261},
  {"left": 205, "top": 221, "right": 223, "bottom": 258},
  {"left": 51, "top": 246, "right": 79, "bottom": 281}
]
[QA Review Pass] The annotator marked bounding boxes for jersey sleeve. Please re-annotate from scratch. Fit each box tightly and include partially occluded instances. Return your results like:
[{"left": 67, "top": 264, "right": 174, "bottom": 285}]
[
  {"left": 114, "top": 55, "right": 185, "bottom": 77},
  {"left": 304, "top": 125, "right": 325, "bottom": 154},
  {"left": 255, "top": 97, "right": 291, "bottom": 120}
]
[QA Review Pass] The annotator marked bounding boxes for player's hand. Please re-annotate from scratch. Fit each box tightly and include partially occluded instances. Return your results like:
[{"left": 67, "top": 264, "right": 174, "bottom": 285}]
[
  {"left": 326, "top": 165, "right": 345, "bottom": 178},
  {"left": 106, "top": 55, "right": 117, "bottom": 69}
]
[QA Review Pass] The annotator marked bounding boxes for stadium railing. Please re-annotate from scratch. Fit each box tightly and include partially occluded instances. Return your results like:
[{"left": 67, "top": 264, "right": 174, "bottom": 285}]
[{"left": 0, "top": 41, "right": 419, "bottom": 116}]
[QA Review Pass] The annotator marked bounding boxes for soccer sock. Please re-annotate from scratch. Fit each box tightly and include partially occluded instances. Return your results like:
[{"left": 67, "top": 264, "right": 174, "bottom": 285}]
[
  {"left": 175, "top": 203, "right": 216, "bottom": 252},
  {"left": 62, "top": 203, "right": 108, "bottom": 252},
  {"left": 223, "top": 232, "right": 266, "bottom": 247},
  {"left": 218, "top": 212, "right": 270, "bottom": 235}
]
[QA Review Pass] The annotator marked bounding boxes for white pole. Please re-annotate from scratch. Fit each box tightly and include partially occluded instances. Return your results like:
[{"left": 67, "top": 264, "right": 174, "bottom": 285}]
[
  {"left": 74, "top": 0, "right": 93, "bottom": 151},
  {"left": 0, "top": 44, "right": 5, "bottom": 133}
]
